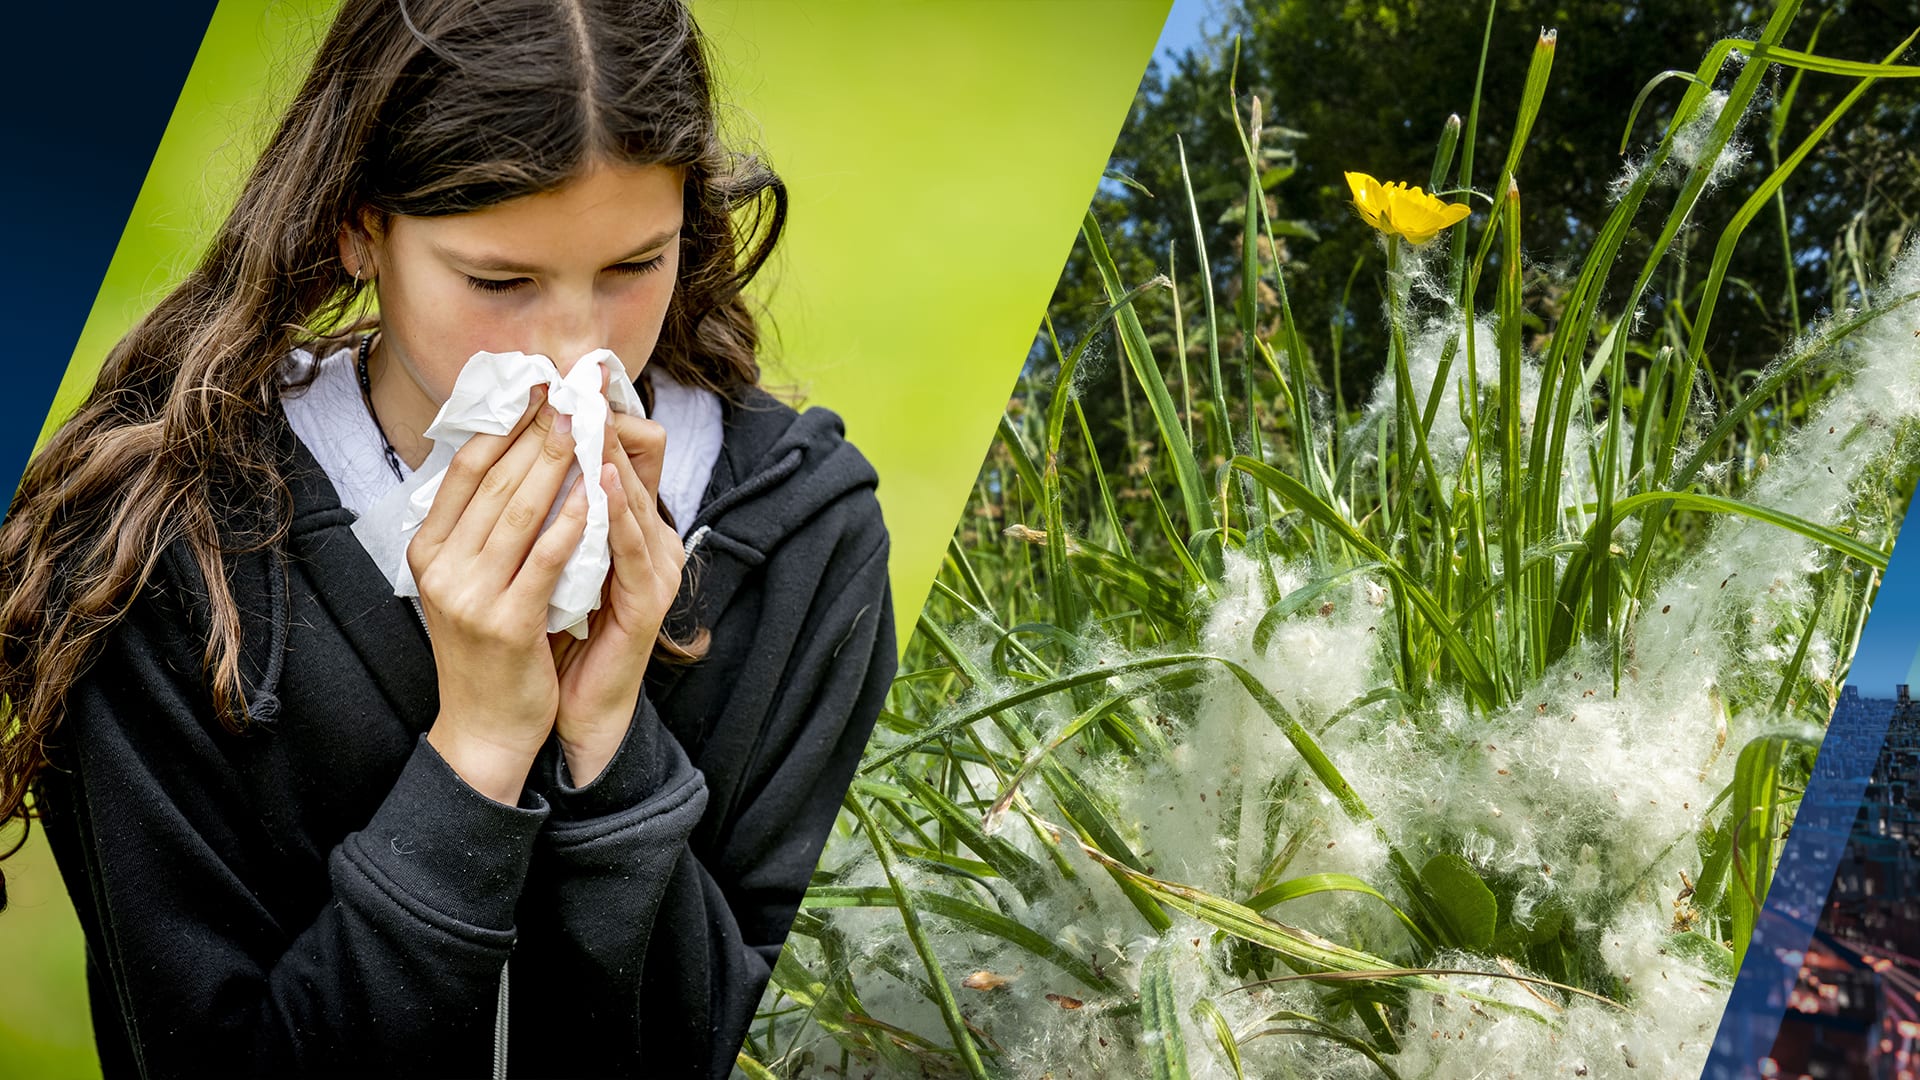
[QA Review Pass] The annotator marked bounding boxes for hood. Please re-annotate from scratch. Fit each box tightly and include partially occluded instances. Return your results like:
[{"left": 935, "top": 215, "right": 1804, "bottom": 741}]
[
  {"left": 664, "top": 384, "right": 880, "bottom": 637},
  {"left": 681, "top": 385, "right": 878, "bottom": 559},
  {"left": 675, "top": 382, "right": 879, "bottom": 568}
]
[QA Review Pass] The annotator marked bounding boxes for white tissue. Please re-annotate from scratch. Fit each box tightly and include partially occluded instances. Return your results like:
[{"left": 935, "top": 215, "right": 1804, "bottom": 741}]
[{"left": 350, "top": 348, "right": 645, "bottom": 639}]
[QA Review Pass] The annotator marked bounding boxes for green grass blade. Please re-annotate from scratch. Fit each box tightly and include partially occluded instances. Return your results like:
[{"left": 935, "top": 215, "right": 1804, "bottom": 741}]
[
  {"left": 1618, "top": 69, "right": 1712, "bottom": 153},
  {"left": 1603, "top": 489, "right": 1890, "bottom": 570},
  {"left": 998, "top": 413, "right": 1046, "bottom": 507},
  {"left": 1244, "top": 872, "right": 1434, "bottom": 952},
  {"left": 1176, "top": 135, "right": 1233, "bottom": 479},
  {"left": 1252, "top": 562, "right": 1387, "bottom": 654},
  {"left": 1671, "top": 290, "right": 1920, "bottom": 489},
  {"left": 1724, "top": 40, "right": 1920, "bottom": 78},
  {"left": 981, "top": 679, "right": 1191, "bottom": 832},
  {"left": 1681, "top": 29, "right": 1917, "bottom": 409},
  {"left": 893, "top": 765, "right": 1050, "bottom": 903},
  {"left": 1075, "top": 399, "right": 1135, "bottom": 562},
  {"left": 1069, "top": 836, "right": 1543, "bottom": 1015},
  {"left": 1446, "top": 0, "right": 1499, "bottom": 297},
  {"left": 1230, "top": 455, "right": 1499, "bottom": 707},
  {"left": 1069, "top": 539, "right": 1193, "bottom": 628},
  {"left": 735, "top": 1051, "right": 779, "bottom": 1080},
  {"left": 804, "top": 885, "right": 1123, "bottom": 995},
  {"left": 1142, "top": 942, "right": 1192, "bottom": 1080},
  {"left": 1083, "top": 211, "right": 1220, "bottom": 569},
  {"left": 1727, "top": 729, "right": 1822, "bottom": 968},
  {"left": 1238, "top": 1010, "right": 1408, "bottom": 1080},
  {"left": 1193, "top": 998, "right": 1245, "bottom": 1080},
  {"left": 849, "top": 797, "right": 992, "bottom": 1079}
]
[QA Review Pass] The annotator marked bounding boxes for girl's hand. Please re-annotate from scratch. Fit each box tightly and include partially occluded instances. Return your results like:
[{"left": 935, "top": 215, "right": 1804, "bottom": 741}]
[
  {"left": 548, "top": 411, "right": 683, "bottom": 786},
  {"left": 408, "top": 384, "right": 590, "bottom": 804}
]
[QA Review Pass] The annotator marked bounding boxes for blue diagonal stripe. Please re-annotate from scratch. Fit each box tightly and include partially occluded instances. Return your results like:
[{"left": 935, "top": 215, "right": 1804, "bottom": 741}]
[{"left": 1702, "top": 506, "right": 1920, "bottom": 1077}]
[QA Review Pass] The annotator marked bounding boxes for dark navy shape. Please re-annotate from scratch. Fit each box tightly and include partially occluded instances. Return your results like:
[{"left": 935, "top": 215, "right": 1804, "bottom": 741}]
[{"left": 0, "top": 4, "right": 218, "bottom": 495}]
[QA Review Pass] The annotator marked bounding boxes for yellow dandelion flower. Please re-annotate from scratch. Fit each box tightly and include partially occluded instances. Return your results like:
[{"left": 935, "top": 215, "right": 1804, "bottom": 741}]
[{"left": 1344, "top": 170, "right": 1472, "bottom": 245}]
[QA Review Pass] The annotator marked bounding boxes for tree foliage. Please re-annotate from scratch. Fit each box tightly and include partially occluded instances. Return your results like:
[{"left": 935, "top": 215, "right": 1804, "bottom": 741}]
[{"left": 1039, "top": 0, "right": 1918, "bottom": 452}]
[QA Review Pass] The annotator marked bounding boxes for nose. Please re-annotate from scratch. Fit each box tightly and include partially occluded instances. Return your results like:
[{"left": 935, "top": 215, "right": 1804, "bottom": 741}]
[{"left": 538, "top": 291, "right": 608, "bottom": 375}]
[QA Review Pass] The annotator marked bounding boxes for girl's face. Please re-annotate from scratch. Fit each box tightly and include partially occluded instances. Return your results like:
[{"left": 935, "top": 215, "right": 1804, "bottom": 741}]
[{"left": 346, "top": 159, "right": 685, "bottom": 405}]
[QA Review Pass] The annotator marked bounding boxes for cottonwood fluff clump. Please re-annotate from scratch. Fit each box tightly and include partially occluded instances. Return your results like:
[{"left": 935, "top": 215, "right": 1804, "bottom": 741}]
[
  {"left": 1356, "top": 315, "right": 1596, "bottom": 500},
  {"left": 762, "top": 247, "right": 1915, "bottom": 1080},
  {"left": 1612, "top": 57, "right": 1753, "bottom": 202},
  {"left": 1664, "top": 88, "right": 1749, "bottom": 189},
  {"left": 1002, "top": 245, "right": 1917, "bottom": 1080}
]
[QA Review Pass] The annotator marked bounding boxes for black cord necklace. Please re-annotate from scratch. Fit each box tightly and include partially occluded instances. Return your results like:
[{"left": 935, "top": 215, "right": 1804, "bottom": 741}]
[{"left": 355, "top": 331, "right": 408, "bottom": 483}]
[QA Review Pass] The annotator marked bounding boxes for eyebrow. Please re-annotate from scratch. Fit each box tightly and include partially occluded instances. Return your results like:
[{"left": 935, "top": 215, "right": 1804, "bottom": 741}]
[{"left": 437, "top": 226, "right": 682, "bottom": 275}]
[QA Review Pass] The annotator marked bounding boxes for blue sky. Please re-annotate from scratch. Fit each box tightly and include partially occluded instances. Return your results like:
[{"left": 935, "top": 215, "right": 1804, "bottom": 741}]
[
  {"left": 1154, "top": 0, "right": 1214, "bottom": 65},
  {"left": 1847, "top": 504, "right": 1920, "bottom": 697}
]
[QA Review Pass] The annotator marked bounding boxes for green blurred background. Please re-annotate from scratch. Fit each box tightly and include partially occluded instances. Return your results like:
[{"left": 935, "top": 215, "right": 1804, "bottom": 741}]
[{"left": 1, "top": 1, "right": 1169, "bottom": 1074}]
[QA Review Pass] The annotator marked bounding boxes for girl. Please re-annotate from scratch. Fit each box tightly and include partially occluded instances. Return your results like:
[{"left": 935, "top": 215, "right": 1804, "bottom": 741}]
[{"left": 0, "top": 1, "right": 894, "bottom": 1077}]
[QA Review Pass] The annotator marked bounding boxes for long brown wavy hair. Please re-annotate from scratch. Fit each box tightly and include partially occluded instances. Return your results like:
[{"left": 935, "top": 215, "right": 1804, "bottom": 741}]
[{"left": 0, "top": 0, "right": 787, "bottom": 907}]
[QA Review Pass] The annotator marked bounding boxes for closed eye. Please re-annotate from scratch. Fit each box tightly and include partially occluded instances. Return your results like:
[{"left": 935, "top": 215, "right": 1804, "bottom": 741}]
[
  {"left": 462, "top": 253, "right": 665, "bottom": 293},
  {"left": 465, "top": 275, "right": 531, "bottom": 294},
  {"left": 608, "top": 255, "right": 668, "bottom": 277}
]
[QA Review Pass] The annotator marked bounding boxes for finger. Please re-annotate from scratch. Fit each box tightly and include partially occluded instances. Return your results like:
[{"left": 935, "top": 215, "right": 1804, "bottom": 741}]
[
  {"left": 607, "top": 426, "right": 680, "bottom": 568},
  {"left": 608, "top": 412, "right": 665, "bottom": 503},
  {"left": 614, "top": 425, "right": 685, "bottom": 562},
  {"left": 443, "top": 398, "right": 562, "bottom": 561},
  {"left": 414, "top": 383, "right": 546, "bottom": 551},
  {"left": 601, "top": 462, "right": 671, "bottom": 608},
  {"left": 509, "top": 471, "right": 589, "bottom": 606},
  {"left": 481, "top": 401, "right": 580, "bottom": 567},
  {"left": 601, "top": 418, "right": 652, "bottom": 528}
]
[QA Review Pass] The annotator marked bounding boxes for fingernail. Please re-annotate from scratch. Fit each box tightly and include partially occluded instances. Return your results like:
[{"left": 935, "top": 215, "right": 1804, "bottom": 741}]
[
  {"left": 555, "top": 411, "right": 572, "bottom": 434},
  {"left": 602, "top": 462, "right": 621, "bottom": 492}
]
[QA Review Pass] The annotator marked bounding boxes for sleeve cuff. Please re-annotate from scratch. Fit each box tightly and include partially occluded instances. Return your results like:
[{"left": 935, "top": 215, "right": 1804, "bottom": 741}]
[
  {"left": 347, "top": 734, "right": 550, "bottom": 932},
  {"left": 539, "top": 691, "right": 671, "bottom": 820}
]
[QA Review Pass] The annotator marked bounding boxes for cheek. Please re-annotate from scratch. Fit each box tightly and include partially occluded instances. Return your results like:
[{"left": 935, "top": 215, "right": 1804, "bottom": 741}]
[
  {"left": 383, "top": 274, "right": 529, "bottom": 395},
  {"left": 611, "top": 267, "right": 680, "bottom": 357},
  {"left": 447, "top": 301, "right": 535, "bottom": 354},
  {"left": 428, "top": 274, "right": 529, "bottom": 346}
]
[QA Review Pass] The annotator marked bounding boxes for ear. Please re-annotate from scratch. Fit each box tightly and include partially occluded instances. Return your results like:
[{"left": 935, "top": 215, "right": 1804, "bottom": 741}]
[{"left": 337, "top": 209, "right": 382, "bottom": 281}]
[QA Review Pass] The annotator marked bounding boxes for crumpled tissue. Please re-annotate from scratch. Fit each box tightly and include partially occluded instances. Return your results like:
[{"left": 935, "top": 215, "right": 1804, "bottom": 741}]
[{"left": 351, "top": 348, "right": 644, "bottom": 639}]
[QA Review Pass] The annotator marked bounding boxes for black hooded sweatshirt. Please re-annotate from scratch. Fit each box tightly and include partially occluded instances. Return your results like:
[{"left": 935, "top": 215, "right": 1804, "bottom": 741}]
[{"left": 35, "top": 382, "right": 895, "bottom": 1079}]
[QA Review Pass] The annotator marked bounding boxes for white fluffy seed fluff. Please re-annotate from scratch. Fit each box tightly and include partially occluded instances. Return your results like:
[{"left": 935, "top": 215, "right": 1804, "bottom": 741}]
[
  {"left": 1666, "top": 89, "right": 1749, "bottom": 189},
  {"left": 772, "top": 241, "right": 1919, "bottom": 1079}
]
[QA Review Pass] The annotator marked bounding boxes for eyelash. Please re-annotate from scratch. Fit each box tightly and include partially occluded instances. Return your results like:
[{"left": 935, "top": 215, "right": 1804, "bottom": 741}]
[
  {"left": 463, "top": 255, "right": 667, "bottom": 294},
  {"left": 611, "top": 256, "right": 668, "bottom": 278},
  {"left": 465, "top": 276, "right": 527, "bottom": 294}
]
